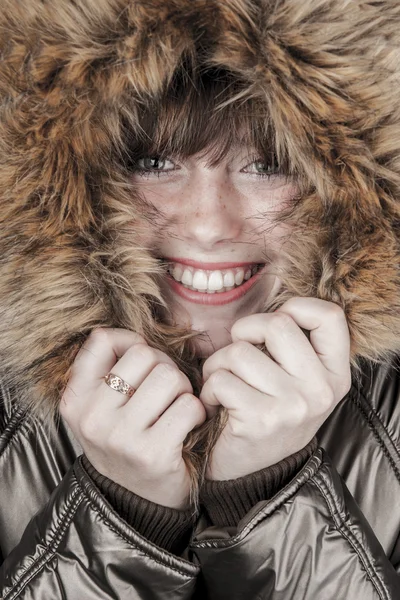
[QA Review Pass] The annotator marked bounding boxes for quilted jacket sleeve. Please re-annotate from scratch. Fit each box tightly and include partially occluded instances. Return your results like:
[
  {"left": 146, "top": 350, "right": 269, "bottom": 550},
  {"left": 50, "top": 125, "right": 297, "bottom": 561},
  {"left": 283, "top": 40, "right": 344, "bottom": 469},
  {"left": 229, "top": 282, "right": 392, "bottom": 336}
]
[
  {"left": 0, "top": 456, "right": 199, "bottom": 600},
  {"left": 190, "top": 449, "right": 400, "bottom": 599}
]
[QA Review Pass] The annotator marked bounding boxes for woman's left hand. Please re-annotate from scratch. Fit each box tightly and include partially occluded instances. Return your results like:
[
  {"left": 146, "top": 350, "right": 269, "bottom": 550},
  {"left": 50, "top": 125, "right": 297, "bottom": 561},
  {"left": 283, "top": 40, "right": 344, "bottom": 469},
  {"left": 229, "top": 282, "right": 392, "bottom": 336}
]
[{"left": 200, "top": 297, "right": 352, "bottom": 481}]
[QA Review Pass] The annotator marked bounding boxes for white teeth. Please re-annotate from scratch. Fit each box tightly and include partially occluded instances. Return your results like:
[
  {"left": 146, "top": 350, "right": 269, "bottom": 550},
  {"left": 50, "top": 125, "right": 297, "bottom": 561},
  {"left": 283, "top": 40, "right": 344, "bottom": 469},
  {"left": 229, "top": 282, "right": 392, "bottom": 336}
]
[
  {"left": 208, "top": 271, "right": 224, "bottom": 291},
  {"left": 168, "top": 262, "right": 263, "bottom": 292},
  {"left": 192, "top": 270, "right": 208, "bottom": 290},
  {"left": 172, "top": 264, "right": 184, "bottom": 282},
  {"left": 223, "top": 271, "right": 235, "bottom": 287},
  {"left": 234, "top": 270, "right": 244, "bottom": 286},
  {"left": 181, "top": 268, "right": 193, "bottom": 286}
]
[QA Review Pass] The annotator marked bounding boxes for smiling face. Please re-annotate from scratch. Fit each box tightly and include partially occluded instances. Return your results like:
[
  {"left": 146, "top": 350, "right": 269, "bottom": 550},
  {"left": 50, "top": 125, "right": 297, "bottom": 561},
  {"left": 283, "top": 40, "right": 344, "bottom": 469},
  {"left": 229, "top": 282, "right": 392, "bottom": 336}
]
[
  {"left": 126, "top": 67, "right": 299, "bottom": 357},
  {"left": 132, "top": 146, "right": 298, "bottom": 357}
]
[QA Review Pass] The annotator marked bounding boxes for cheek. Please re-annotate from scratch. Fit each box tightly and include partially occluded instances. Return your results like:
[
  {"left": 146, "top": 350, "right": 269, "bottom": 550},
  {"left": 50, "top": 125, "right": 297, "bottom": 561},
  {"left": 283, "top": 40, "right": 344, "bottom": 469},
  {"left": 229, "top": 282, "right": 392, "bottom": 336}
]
[
  {"left": 245, "top": 180, "right": 297, "bottom": 229},
  {"left": 242, "top": 177, "right": 298, "bottom": 210},
  {"left": 133, "top": 187, "right": 177, "bottom": 246},
  {"left": 241, "top": 182, "right": 297, "bottom": 263},
  {"left": 264, "top": 180, "right": 299, "bottom": 211}
]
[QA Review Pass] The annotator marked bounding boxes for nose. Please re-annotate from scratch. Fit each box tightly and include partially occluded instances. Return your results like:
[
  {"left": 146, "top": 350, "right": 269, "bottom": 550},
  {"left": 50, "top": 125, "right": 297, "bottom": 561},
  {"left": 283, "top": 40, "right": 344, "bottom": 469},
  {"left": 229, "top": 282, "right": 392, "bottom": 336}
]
[{"left": 177, "top": 169, "right": 243, "bottom": 249}]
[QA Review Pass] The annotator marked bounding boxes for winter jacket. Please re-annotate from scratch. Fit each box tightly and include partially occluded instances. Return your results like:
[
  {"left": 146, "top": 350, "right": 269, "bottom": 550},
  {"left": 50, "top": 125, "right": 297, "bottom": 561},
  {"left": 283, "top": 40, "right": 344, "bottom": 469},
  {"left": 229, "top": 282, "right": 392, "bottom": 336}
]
[
  {"left": 1, "top": 0, "right": 400, "bottom": 598},
  {"left": 1, "top": 361, "right": 400, "bottom": 599}
]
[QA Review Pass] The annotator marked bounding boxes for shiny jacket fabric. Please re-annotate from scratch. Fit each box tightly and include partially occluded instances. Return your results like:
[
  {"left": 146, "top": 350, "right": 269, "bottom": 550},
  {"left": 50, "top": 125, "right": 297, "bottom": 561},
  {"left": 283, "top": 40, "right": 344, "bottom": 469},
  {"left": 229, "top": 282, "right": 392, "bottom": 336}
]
[
  {"left": 1, "top": 0, "right": 400, "bottom": 598},
  {"left": 1, "top": 358, "right": 400, "bottom": 599}
]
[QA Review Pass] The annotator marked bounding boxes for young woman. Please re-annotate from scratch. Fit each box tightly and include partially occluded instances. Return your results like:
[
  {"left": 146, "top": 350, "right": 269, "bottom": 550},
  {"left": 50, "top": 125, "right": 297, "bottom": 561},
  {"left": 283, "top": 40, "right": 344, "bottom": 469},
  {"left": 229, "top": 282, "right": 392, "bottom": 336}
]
[{"left": 1, "top": 0, "right": 399, "bottom": 598}]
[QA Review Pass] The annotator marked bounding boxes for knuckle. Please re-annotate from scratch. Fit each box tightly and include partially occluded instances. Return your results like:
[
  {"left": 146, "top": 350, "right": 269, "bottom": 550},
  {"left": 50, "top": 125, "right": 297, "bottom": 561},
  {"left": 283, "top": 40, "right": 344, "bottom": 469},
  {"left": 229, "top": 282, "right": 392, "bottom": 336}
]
[
  {"left": 228, "top": 418, "right": 246, "bottom": 438},
  {"left": 290, "top": 395, "right": 309, "bottom": 424},
  {"left": 79, "top": 415, "right": 101, "bottom": 444},
  {"left": 154, "top": 361, "right": 177, "bottom": 377},
  {"left": 178, "top": 394, "right": 206, "bottom": 419},
  {"left": 271, "top": 311, "right": 293, "bottom": 330},
  {"left": 253, "top": 409, "right": 274, "bottom": 436},
  {"left": 177, "top": 393, "right": 195, "bottom": 409},
  {"left": 89, "top": 327, "right": 109, "bottom": 344},
  {"left": 208, "top": 368, "right": 226, "bottom": 389},
  {"left": 154, "top": 362, "right": 183, "bottom": 386},
  {"left": 176, "top": 371, "right": 192, "bottom": 392},
  {"left": 327, "top": 302, "right": 346, "bottom": 322},
  {"left": 254, "top": 410, "right": 278, "bottom": 438},
  {"left": 127, "top": 343, "right": 156, "bottom": 363},
  {"left": 167, "top": 456, "right": 183, "bottom": 475},
  {"left": 229, "top": 341, "right": 252, "bottom": 361},
  {"left": 314, "top": 384, "right": 336, "bottom": 413}
]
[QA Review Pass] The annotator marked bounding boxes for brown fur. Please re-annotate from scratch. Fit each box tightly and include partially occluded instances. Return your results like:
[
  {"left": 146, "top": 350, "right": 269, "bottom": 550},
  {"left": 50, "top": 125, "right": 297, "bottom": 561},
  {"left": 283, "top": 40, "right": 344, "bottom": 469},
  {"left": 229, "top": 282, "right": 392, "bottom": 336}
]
[{"left": 1, "top": 0, "right": 400, "bottom": 500}]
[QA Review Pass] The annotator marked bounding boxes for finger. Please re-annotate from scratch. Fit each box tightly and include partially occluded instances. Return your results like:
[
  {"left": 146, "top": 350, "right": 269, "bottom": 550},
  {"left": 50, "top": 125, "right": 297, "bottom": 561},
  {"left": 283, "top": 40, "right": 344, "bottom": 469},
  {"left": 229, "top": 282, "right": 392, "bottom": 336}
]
[
  {"left": 72, "top": 328, "right": 147, "bottom": 381},
  {"left": 121, "top": 362, "right": 193, "bottom": 429},
  {"left": 276, "top": 298, "right": 350, "bottom": 376},
  {"left": 230, "top": 312, "right": 323, "bottom": 381},
  {"left": 200, "top": 368, "right": 264, "bottom": 419},
  {"left": 102, "top": 343, "right": 177, "bottom": 408},
  {"left": 202, "top": 340, "right": 287, "bottom": 396},
  {"left": 231, "top": 298, "right": 350, "bottom": 377},
  {"left": 152, "top": 394, "right": 206, "bottom": 444}
]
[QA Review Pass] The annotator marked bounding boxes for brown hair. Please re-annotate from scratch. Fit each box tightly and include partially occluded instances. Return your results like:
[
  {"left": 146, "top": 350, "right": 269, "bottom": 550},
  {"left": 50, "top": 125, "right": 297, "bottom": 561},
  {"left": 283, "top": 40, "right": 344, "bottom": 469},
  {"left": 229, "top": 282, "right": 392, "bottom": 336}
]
[{"left": 120, "top": 63, "right": 295, "bottom": 181}]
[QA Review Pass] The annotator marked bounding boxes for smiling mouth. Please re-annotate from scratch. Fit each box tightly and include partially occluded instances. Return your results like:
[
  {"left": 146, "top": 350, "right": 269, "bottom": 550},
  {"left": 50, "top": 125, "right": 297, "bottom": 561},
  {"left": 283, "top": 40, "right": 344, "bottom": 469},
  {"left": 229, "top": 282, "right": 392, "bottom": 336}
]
[
  {"left": 163, "top": 260, "right": 264, "bottom": 294},
  {"left": 160, "top": 259, "right": 266, "bottom": 306}
]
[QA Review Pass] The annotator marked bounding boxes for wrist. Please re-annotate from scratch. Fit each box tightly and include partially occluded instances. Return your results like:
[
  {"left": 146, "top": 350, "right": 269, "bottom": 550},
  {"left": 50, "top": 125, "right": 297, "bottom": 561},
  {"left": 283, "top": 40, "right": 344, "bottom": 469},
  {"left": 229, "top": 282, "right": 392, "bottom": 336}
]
[
  {"left": 82, "top": 454, "right": 191, "bottom": 509},
  {"left": 206, "top": 435, "right": 317, "bottom": 481},
  {"left": 81, "top": 454, "right": 198, "bottom": 553},
  {"left": 200, "top": 438, "right": 318, "bottom": 527}
]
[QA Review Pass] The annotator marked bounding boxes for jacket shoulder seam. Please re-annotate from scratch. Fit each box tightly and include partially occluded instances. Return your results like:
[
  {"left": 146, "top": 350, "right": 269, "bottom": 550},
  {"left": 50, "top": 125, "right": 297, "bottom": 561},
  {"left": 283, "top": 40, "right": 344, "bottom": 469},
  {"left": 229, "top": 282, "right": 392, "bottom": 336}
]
[
  {"left": 351, "top": 388, "right": 400, "bottom": 483},
  {"left": 311, "top": 472, "right": 391, "bottom": 600},
  {"left": 3, "top": 487, "right": 82, "bottom": 600}
]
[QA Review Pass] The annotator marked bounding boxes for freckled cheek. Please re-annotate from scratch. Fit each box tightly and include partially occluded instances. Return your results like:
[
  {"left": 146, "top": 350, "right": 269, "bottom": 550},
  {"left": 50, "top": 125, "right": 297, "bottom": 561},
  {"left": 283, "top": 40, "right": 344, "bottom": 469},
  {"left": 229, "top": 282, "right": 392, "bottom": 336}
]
[
  {"left": 265, "top": 182, "right": 298, "bottom": 211},
  {"left": 133, "top": 188, "right": 182, "bottom": 246},
  {"left": 147, "top": 186, "right": 184, "bottom": 216},
  {"left": 246, "top": 183, "right": 297, "bottom": 254}
]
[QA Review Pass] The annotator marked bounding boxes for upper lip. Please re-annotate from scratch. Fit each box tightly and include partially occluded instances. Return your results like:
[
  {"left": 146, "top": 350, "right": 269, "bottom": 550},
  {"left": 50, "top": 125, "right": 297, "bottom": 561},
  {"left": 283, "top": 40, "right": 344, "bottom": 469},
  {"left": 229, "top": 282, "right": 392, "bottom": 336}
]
[{"left": 163, "top": 257, "right": 264, "bottom": 270}]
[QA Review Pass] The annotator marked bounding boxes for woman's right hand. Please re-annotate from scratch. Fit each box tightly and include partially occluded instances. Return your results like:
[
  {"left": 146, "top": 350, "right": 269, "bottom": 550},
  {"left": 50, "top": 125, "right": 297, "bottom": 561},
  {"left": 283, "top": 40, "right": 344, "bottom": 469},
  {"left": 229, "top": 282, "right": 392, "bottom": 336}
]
[{"left": 60, "top": 328, "right": 206, "bottom": 509}]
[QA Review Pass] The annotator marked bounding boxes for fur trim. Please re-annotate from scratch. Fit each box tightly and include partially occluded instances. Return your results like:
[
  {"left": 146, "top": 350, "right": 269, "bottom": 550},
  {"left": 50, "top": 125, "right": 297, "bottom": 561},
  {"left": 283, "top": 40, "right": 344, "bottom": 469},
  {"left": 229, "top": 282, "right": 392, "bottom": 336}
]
[{"left": 1, "top": 0, "right": 400, "bottom": 423}]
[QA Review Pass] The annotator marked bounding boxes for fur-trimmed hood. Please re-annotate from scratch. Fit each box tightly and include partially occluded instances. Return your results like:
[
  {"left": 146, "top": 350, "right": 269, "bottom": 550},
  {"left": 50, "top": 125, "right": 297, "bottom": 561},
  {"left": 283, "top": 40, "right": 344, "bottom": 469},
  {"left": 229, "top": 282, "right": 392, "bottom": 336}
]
[{"left": 1, "top": 0, "right": 400, "bottom": 419}]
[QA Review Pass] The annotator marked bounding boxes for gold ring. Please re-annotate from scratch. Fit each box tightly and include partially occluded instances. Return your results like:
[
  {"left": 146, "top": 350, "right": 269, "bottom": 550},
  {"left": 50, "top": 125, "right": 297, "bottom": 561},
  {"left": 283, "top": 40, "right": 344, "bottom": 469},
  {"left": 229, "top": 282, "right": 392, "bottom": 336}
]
[{"left": 104, "top": 372, "right": 135, "bottom": 398}]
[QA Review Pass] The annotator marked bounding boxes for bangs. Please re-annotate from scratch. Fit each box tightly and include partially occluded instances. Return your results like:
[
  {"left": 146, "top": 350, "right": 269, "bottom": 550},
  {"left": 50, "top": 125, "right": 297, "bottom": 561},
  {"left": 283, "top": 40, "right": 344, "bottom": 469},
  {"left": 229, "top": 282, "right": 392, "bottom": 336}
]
[{"left": 122, "top": 66, "right": 288, "bottom": 171}]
